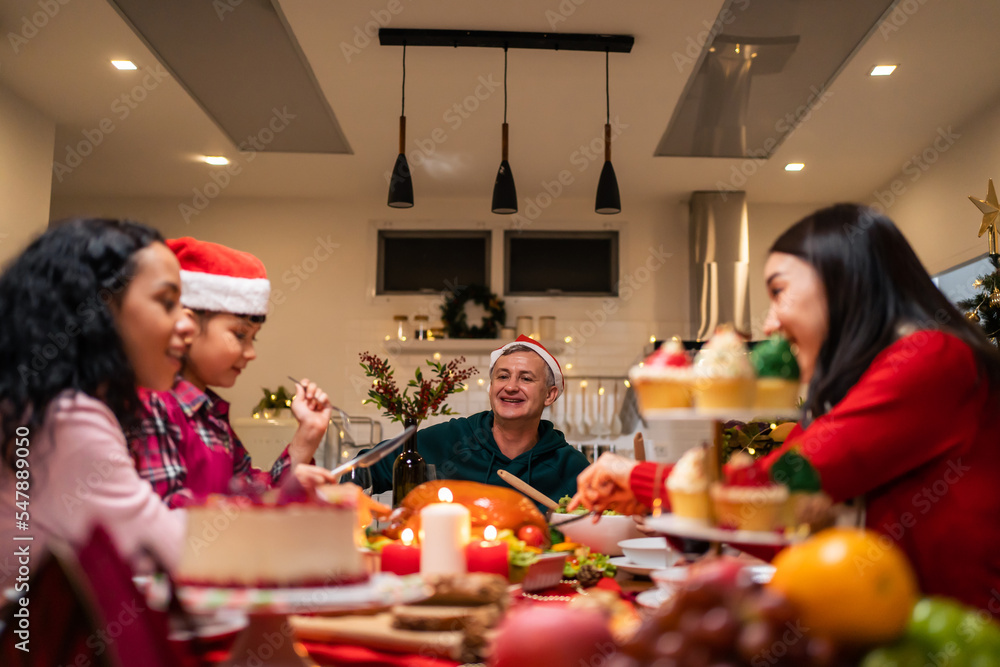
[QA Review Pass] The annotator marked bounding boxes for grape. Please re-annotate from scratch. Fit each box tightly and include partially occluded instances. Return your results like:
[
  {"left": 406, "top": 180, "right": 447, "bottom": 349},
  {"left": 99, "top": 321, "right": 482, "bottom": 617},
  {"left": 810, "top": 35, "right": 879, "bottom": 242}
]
[
  {"left": 736, "top": 620, "right": 776, "bottom": 661},
  {"left": 693, "top": 606, "right": 739, "bottom": 648},
  {"left": 748, "top": 588, "right": 799, "bottom": 627},
  {"left": 803, "top": 636, "right": 836, "bottom": 666},
  {"left": 616, "top": 574, "right": 848, "bottom": 666},
  {"left": 654, "top": 632, "right": 687, "bottom": 659},
  {"left": 683, "top": 580, "right": 727, "bottom": 611},
  {"left": 679, "top": 644, "right": 712, "bottom": 667}
]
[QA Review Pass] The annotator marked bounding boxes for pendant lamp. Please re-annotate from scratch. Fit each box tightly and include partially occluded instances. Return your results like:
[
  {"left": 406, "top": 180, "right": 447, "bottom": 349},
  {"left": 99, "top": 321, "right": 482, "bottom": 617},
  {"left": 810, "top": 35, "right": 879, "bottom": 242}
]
[
  {"left": 491, "top": 46, "right": 518, "bottom": 214},
  {"left": 387, "top": 44, "right": 413, "bottom": 208},
  {"left": 595, "top": 50, "right": 621, "bottom": 214}
]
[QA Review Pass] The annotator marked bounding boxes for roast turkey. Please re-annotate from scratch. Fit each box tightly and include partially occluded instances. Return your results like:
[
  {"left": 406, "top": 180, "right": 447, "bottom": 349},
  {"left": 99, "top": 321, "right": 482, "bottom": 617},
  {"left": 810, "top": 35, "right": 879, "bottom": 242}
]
[{"left": 379, "top": 480, "right": 550, "bottom": 546}]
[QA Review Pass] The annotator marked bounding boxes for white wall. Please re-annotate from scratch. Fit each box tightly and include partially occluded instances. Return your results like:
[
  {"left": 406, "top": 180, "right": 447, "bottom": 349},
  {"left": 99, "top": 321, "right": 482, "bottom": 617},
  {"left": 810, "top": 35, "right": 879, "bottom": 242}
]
[
  {"left": 0, "top": 84, "right": 54, "bottom": 266},
  {"left": 51, "top": 193, "right": 690, "bottom": 432},
  {"left": 867, "top": 92, "right": 1000, "bottom": 274}
]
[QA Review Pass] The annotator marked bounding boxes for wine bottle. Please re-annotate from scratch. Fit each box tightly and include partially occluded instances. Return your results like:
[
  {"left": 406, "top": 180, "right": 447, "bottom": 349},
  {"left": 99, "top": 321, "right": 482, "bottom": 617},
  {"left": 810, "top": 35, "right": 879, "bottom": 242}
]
[{"left": 392, "top": 418, "right": 427, "bottom": 507}]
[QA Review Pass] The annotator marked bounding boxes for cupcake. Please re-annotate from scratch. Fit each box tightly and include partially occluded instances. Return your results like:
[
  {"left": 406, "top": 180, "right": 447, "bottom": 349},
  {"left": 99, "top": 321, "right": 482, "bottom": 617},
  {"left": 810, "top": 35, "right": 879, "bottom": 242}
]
[
  {"left": 769, "top": 449, "right": 824, "bottom": 529},
  {"left": 750, "top": 335, "right": 801, "bottom": 410},
  {"left": 629, "top": 338, "right": 694, "bottom": 412},
  {"left": 666, "top": 446, "right": 712, "bottom": 522},
  {"left": 692, "top": 327, "right": 756, "bottom": 410},
  {"left": 710, "top": 453, "right": 788, "bottom": 531}
]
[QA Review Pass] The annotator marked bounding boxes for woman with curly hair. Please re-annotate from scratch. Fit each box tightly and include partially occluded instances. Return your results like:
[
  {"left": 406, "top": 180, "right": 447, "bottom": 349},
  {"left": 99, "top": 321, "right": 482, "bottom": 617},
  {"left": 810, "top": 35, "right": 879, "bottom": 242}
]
[{"left": 0, "top": 218, "right": 195, "bottom": 588}]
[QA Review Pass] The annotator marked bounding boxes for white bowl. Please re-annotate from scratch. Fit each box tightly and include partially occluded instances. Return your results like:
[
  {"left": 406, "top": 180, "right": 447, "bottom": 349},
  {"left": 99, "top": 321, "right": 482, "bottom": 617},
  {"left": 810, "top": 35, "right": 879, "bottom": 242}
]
[
  {"left": 618, "top": 537, "right": 681, "bottom": 569},
  {"left": 650, "top": 565, "right": 691, "bottom": 593},
  {"left": 549, "top": 514, "right": 643, "bottom": 556}
]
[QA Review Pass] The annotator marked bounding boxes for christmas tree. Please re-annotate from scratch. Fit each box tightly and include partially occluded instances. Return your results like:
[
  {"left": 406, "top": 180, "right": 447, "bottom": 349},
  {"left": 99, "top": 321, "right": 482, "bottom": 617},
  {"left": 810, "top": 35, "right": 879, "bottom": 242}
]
[
  {"left": 957, "top": 255, "right": 1000, "bottom": 345},
  {"left": 962, "top": 179, "right": 1000, "bottom": 345}
]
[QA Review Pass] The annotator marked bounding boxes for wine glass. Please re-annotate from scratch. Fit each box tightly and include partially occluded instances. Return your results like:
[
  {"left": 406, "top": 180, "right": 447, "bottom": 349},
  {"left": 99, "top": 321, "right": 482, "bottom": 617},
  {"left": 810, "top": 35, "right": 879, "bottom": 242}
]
[{"left": 343, "top": 466, "right": 373, "bottom": 496}]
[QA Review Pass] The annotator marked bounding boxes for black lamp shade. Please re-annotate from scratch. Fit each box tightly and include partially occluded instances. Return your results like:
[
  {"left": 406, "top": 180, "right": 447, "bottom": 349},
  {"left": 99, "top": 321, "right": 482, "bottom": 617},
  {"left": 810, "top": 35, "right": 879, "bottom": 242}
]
[
  {"left": 595, "top": 160, "right": 621, "bottom": 214},
  {"left": 491, "top": 160, "right": 518, "bottom": 214},
  {"left": 387, "top": 153, "right": 413, "bottom": 208}
]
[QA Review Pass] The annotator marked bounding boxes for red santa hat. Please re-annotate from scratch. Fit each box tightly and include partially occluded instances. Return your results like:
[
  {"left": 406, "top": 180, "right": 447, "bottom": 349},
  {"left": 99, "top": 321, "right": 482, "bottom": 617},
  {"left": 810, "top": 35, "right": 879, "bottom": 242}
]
[
  {"left": 490, "top": 335, "right": 564, "bottom": 398},
  {"left": 166, "top": 237, "right": 271, "bottom": 316}
]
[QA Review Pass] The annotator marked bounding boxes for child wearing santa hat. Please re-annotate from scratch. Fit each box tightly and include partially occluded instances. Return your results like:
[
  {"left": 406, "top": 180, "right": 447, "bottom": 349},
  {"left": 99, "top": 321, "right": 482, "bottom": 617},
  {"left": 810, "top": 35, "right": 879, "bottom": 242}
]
[{"left": 129, "top": 237, "right": 334, "bottom": 507}]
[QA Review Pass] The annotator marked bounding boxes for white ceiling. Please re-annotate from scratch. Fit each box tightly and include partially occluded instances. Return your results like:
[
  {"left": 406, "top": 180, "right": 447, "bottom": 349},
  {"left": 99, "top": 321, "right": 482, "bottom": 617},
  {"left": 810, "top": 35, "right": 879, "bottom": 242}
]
[{"left": 2, "top": 0, "right": 1000, "bottom": 207}]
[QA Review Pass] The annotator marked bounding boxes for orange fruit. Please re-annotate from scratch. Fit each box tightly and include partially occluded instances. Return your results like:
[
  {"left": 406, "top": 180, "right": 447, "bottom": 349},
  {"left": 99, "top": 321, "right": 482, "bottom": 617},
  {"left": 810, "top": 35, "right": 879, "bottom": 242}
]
[{"left": 768, "top": 527, "right": 919, "bottom": 645}]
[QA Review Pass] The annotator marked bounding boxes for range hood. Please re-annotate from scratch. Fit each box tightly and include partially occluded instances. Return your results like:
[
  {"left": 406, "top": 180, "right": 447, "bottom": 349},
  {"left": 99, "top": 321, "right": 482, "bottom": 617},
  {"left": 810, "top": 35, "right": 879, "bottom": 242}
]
[
  {"left": 657, "top": 0, "right": 897, "bottom": 158},
  {"left": 689, "top": 191, "right": 750, "bottom": 341}
]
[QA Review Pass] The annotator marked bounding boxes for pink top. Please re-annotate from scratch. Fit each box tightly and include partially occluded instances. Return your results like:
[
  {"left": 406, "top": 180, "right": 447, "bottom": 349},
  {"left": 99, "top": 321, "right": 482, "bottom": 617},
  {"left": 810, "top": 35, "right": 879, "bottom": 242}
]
[{"left": 0, "top": 391, "right": 185, "bottom": 590}]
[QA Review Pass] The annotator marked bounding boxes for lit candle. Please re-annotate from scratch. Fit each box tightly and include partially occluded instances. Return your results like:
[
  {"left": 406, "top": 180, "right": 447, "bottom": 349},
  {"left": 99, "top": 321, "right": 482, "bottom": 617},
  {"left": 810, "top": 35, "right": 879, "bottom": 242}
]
[
  {"left": 381, "top": 528, "right": 420, "bottom": 576},
  {"left": 466, "top": 525, "right": 509, "bottom": 579},
  {"left": 419, "top": 487, "right": 470, "bottom": 575}
]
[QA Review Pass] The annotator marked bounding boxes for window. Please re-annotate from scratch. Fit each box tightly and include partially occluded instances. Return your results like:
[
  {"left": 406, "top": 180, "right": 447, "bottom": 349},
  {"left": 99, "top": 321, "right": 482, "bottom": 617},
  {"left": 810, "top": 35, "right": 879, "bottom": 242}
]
[
  {"left": 504, "top": 231, "right": 618, "bottom": 296},
  {"left": 932, "top": 253, "right": 993, "bottom": 305},
  {"left": 377, "top": 231, "right": 490, "bottom": 295}
]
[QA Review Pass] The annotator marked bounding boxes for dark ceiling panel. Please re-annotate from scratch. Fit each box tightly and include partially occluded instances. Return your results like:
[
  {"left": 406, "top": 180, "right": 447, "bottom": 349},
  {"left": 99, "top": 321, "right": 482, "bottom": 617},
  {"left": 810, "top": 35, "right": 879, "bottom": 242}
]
[{"left": 107, "top": 0, "right": 351, "bottom": 154}]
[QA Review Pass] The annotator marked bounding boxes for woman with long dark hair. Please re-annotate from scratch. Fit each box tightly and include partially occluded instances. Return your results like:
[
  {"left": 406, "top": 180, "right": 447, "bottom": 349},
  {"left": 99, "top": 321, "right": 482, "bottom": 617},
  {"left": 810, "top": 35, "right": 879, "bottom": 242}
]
[
  {"left": 0, "top": 218, "right": 195, "bottom": 589},
  {"left": 573, "top": 204, "right": 1000, "bottom": 610}
]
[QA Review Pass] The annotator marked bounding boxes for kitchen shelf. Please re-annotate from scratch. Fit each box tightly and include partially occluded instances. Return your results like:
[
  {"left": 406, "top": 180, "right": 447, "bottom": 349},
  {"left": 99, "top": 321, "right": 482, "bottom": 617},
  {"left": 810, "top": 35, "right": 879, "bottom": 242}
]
[{"left": 394, "top": 338, "right": 564, "bottom": 355}]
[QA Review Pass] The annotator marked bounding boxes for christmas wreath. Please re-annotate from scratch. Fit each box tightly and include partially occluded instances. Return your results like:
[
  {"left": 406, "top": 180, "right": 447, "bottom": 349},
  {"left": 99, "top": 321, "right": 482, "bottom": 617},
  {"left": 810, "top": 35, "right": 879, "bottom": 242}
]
[{"left": 440, "top": 284, "right": 506, "bottom": 339}]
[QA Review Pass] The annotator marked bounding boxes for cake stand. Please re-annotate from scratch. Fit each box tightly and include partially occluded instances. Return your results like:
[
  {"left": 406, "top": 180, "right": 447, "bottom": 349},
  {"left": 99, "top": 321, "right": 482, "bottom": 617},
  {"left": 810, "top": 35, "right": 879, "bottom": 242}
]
[
  {"left": 641, "top": 407, "right": 802, "bottom": 552},
  {"left": 178, "top": 573, "right": 430, "bottom": 667}
]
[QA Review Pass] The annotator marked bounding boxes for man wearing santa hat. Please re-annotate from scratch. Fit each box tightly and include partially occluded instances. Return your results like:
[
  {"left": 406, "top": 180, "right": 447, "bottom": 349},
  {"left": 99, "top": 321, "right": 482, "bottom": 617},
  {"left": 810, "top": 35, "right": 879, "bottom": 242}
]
[{"left": 366, "top": 335, "right": 590, "bottom": 504}]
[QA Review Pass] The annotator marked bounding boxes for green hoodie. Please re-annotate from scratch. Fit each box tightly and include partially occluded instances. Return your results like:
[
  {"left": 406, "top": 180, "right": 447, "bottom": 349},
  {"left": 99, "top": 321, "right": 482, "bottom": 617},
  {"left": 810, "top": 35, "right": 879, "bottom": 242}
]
[{"left": 367, "top": 411, "right": 590, "bottom": 507}]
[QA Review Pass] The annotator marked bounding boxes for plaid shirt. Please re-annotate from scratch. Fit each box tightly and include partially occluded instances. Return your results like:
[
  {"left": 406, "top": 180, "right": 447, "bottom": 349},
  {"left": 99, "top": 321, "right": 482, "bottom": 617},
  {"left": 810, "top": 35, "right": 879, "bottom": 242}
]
[{"left": 129, "top": 379, "right": 292, "bottom": 508}]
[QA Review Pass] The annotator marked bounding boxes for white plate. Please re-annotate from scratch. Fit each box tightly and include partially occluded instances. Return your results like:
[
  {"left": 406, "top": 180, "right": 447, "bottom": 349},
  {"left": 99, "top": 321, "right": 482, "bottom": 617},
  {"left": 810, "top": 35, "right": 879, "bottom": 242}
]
[
  {"left": 635, "top": 587, "right": 675, "bottom": 610},
  {"left": 178, "top": 573, "right": 431, "bottom": 614},
  {"left": 644, "top": 513, "right": 807, "bottom": 547},
  {"left": 609, "top": 556, "right": 662, "bottom": 577},
  {"left": 169, "top": 609, "right": 248, "bottom": 641}
]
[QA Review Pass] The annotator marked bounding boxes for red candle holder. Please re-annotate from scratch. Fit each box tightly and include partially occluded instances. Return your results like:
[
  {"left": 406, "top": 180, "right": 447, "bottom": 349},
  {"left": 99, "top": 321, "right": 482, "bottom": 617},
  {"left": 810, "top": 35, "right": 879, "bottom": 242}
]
[
  {"left": 466, "top": 525, "right": 510, "bottom": 579},
  {"left": 380, "top": 528, "right": 421, "bottom": 576}
]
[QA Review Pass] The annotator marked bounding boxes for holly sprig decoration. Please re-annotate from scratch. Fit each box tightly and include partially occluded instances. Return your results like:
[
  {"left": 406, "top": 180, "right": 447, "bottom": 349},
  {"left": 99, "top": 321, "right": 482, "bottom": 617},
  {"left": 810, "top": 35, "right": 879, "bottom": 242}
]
[
  {"left": 359, "top": 352, "right": 478, "bottom": 423},
  {"left": 252, "top": 385, "right": 293, "bottom": 416}
]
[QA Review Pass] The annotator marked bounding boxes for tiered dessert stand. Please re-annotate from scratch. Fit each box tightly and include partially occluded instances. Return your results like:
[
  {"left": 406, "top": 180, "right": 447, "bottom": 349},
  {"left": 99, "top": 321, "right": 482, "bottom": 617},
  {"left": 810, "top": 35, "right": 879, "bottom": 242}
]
[
  {"left": 640, "top": 407, "right": 807, "bottom": 550},
  {"left": 178, "top": 573, "right": 430, "bottom": 667}
]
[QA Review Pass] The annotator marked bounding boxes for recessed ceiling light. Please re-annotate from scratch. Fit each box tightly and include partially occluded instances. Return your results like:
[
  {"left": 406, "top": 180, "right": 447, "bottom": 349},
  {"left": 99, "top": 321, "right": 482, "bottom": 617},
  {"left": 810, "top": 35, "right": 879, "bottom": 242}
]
[
  {"left": 785, "top": 163, "right": 805, "bottom": 172},
  {"left": 202, "top": 156, "right": 230, "bottom": 166},
  {"left": 111, "top": 60, "right": 137, "bottom": 70},
  {"left": 870, "top": 65, "right": 897, "bottom": 77}
]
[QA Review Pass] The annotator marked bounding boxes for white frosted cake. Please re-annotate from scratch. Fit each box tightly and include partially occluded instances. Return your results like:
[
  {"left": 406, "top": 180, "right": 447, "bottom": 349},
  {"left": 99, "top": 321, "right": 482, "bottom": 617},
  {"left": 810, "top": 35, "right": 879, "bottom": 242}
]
[{"left": 177, "top": 484, "right": 368, "bottom": 588}]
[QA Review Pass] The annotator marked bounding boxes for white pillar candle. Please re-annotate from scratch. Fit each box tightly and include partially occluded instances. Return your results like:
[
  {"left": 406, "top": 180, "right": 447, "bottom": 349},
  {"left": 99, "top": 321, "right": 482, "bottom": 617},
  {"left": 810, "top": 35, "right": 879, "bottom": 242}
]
[{"left": 419, "top": 488, "right": 470, "bottom": 575}]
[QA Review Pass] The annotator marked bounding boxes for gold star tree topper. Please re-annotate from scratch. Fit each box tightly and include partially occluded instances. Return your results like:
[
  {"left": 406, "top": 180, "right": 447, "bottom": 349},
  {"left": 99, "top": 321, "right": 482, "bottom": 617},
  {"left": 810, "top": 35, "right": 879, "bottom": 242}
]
[{"left": 969, "top": 178, "right": 999, "bottom": 255}]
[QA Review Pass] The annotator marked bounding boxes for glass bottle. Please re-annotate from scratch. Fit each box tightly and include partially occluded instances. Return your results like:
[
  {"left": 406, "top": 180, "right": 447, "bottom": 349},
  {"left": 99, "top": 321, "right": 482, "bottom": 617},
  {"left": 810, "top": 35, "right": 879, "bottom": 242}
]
[
  {"left": 393, "top": 315, "right": 408, "bottom": 341},
  {"left": 392, "top": 418, "right": 427, "bottom": 507},
  {"left": 413, "top": 315, "right": 429, "bottom": 340}
]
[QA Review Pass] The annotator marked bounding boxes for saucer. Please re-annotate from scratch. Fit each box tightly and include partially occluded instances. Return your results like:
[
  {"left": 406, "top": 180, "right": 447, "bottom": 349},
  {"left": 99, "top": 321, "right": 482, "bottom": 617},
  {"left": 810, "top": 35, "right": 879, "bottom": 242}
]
[{"left": 609, "top": 556, "right": 661, "bottom": 577}]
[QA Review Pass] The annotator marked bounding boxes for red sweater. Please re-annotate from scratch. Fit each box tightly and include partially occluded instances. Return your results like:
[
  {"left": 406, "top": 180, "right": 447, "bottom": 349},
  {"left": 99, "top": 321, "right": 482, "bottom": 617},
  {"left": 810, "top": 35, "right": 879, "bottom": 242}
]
[{"left": 630, "top": 331, "right": 1000, "bottom": 612}]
